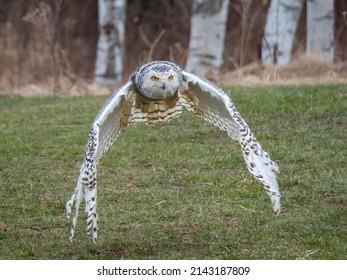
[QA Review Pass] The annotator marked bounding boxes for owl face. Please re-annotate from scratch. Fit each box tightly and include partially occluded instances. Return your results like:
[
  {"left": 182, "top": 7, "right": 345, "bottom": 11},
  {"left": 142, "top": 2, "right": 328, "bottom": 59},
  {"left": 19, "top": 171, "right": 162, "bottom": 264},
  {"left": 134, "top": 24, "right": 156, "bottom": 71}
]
[{"left": 138, "top": 67, "right": 182, "bottom": 100}]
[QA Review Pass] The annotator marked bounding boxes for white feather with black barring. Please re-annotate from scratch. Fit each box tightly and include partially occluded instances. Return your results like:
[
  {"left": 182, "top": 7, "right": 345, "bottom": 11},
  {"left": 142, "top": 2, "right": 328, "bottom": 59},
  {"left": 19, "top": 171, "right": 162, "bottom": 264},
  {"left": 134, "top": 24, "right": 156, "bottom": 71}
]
[{"left": 179, "top": 70, "right": 280, "bottom": 215}]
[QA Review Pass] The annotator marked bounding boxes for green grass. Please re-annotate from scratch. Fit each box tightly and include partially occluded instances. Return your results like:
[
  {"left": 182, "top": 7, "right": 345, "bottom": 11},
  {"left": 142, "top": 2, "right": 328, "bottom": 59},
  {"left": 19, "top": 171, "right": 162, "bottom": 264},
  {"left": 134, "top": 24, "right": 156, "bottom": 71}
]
[{"left": 0, "top": 84, "right": 346, "bottom": 259}]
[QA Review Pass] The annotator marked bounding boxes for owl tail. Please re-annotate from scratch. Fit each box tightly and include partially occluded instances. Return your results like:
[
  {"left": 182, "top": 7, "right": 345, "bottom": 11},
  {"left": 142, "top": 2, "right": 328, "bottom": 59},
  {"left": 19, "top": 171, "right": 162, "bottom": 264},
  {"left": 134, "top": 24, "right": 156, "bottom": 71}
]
[
  {"left": 239, "top": 128, "right": 281, "bottom": 215},
  {"left": 66, "top": 163, "right": 98, "bottom": 243}
]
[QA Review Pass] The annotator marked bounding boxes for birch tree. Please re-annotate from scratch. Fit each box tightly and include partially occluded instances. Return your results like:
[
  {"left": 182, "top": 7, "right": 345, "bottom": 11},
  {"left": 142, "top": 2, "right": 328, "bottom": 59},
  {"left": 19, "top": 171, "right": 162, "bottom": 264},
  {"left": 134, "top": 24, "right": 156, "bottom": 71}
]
[
  {"left": 94, "top": 0, "right": 126, "bottom": 85},
  {"left": 262, "top": 0, "right": 303, "bottom": 65},
  {"left": 306, "top": 0, "right": 334, "bottom": 63},
  {"left": 185, "top": 0, "right": 230, "bottom": 76}
]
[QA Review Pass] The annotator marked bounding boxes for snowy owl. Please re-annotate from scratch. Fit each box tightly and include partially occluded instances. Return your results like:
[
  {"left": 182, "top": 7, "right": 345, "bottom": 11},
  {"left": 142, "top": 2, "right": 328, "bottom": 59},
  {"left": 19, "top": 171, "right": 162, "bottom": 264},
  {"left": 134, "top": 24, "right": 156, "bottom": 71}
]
[{"left": 66, "top": 61, "right": 281, "bottom": 243}]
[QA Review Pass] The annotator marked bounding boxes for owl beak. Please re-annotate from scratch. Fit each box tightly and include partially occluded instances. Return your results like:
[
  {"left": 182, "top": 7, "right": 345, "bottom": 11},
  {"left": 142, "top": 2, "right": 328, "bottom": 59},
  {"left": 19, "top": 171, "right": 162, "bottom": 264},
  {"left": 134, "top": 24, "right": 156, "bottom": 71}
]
[{"left": 161, "top": 84, "right": 166, "bottom": 90}]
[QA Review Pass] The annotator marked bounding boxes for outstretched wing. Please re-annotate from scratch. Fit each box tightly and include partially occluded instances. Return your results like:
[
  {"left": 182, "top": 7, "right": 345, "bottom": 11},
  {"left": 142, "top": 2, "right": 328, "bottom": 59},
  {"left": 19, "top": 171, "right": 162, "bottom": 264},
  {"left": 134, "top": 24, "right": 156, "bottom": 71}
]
[
  {"left": 179, "top": 71, "right": 281, "bottom": 215},
  {"left": 66, "top": 81, "right": 136, "bottom": 243},
  {"left": 66, "top": 81, "right": 184, "bottom": 242}
]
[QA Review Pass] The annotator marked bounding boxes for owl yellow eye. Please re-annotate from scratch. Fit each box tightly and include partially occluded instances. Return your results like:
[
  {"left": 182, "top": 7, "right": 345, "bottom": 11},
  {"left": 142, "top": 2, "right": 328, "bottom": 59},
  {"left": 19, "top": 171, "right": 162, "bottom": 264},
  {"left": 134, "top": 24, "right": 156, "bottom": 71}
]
[
  {"left": 151, "top": 76, "right": 159, "bottom": 81},
  {"left": 168, "top": 75, "right": 173, "bottom": 80}
]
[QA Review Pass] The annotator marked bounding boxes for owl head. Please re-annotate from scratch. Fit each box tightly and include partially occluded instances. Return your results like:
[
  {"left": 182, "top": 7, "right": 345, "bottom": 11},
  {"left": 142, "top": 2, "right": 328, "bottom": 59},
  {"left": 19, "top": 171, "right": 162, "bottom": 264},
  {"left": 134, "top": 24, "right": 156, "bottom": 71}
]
[{"left": 131, "top": 61, "right": 183, "bottom": 100}]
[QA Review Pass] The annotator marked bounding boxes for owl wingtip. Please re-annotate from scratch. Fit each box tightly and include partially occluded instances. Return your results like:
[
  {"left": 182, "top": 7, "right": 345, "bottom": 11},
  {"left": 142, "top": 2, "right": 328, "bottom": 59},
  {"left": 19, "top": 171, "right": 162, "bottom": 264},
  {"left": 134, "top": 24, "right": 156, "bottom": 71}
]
[{"left": 272, "top": 195, "right": 281, "bottom": 216}]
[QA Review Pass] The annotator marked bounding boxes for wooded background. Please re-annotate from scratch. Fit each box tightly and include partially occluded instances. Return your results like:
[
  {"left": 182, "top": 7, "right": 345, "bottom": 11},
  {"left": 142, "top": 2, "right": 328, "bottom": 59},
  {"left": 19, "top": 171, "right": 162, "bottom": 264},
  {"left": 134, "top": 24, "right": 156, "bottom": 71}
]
[{"left": 0, "top": 0, "right": 346, "bottom": 94}]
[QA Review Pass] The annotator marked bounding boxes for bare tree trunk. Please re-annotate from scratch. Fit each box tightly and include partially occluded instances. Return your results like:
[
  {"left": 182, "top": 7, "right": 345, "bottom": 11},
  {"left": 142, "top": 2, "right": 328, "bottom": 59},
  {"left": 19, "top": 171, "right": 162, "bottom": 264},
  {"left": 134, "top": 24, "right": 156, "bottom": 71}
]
[
  {"left": 262, "top": 0, "right": 303, "bottom": 65},
  {"left": 185, "top": 0, "right": 230, "bottom": 76},
  {"left": 307, "top": 0, "right": 334, "bottom": 63},
  {"left": 94, "top": 0, "right": 126, "bottom": 86}
]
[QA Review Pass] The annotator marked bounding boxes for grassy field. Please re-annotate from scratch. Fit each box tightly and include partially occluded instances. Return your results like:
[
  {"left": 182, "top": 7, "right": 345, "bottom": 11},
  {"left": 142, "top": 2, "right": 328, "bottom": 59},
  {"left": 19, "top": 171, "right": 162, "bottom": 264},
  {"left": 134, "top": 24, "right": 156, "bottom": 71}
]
[{"left": 0, "top": 84, "right": 346, "bottom": 259}]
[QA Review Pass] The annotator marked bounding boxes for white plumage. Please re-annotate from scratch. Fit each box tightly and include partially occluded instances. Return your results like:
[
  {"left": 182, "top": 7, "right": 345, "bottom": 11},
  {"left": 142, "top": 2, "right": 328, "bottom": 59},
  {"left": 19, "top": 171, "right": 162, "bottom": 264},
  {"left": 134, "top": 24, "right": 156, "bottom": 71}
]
[{"left": 66, "top": 61, "right": 280, "bottom": 243}]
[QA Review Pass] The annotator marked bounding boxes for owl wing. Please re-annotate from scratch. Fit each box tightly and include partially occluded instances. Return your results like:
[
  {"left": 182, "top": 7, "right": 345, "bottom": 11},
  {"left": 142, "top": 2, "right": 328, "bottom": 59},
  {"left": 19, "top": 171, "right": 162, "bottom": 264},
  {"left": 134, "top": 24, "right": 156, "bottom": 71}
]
[
  {"left": 66, "top": 81, "right": 136, "bottom": 243},
  {"left": 179, "top": 71, "right": 281, "bottom": 215}
]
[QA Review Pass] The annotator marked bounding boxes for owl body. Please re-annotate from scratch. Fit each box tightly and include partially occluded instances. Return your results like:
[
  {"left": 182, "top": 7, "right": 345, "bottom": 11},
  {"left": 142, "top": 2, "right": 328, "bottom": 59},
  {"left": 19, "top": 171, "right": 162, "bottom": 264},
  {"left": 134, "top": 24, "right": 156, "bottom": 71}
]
[{"left": 66, "top": 61, "right": 281, "bottom": 243}]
